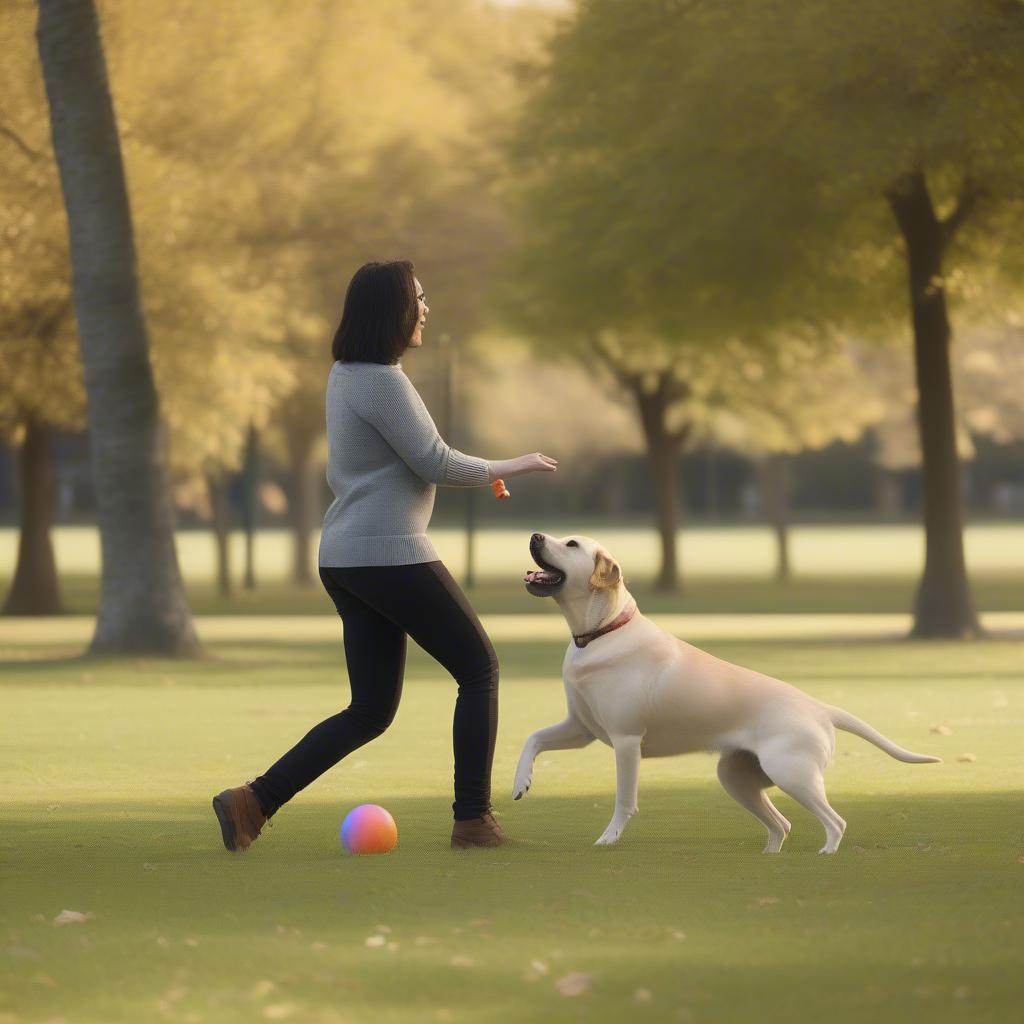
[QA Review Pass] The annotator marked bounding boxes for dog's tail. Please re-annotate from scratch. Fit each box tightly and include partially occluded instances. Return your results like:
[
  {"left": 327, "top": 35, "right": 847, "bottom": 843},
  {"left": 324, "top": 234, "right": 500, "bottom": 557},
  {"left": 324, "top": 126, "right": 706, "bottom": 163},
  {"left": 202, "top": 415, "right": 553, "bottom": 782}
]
[{"left": 825, "top": 705, "right": 942, "bottom": 764}]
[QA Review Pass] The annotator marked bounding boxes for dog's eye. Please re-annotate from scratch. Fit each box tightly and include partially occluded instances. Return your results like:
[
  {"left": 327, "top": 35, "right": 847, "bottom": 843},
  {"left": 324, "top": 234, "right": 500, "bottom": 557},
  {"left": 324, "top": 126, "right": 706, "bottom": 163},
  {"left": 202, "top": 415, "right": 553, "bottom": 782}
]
[{"left": 566, "top": 539, "right": 578, "bottom": 547}]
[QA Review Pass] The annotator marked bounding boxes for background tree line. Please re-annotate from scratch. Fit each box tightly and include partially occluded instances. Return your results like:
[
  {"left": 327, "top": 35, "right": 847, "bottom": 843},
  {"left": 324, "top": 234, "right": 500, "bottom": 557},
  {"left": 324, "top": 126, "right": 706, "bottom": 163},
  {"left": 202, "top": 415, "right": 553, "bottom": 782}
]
[{"left": 2, "top": 0, "right": 1022, "bottom": 651}]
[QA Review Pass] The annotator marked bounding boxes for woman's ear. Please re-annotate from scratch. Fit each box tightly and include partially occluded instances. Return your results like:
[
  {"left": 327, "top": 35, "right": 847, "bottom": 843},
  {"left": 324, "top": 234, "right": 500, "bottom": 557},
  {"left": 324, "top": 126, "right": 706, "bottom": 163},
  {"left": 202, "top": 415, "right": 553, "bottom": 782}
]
[{"left": 589, "top": 549, "right": 622, "bottom": 591}]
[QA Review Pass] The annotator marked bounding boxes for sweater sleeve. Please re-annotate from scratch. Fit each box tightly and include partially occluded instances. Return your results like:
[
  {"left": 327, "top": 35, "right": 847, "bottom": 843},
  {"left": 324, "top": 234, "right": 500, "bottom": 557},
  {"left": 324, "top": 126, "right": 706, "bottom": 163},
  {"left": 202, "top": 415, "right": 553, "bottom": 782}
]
[{"left": 360, "top": 367, "right": 491, "bottom": 487}]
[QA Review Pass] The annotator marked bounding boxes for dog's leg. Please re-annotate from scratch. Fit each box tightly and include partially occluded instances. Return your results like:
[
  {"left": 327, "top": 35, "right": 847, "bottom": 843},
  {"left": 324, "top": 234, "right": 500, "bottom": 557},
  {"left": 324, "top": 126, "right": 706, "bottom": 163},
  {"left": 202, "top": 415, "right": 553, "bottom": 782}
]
[
  {"left": 594, "top": 734, "right": 643, "bottom": 846},
  {"left": 716, "top": 750, "right": 791, "bottom": 854},
  {"left": 759, "top": 751, "right": 846, "bottom": 854},
  {"left": 513, "top": 716, "right": 595, "bottom": 800}
]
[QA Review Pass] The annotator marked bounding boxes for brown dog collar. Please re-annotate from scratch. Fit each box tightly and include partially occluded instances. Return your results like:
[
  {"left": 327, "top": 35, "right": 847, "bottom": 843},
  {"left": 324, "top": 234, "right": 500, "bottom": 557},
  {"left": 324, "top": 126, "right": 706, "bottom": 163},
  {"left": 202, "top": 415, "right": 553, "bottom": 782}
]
[{"left": 573, "top": 600, "right": 637, "bottom": 649}]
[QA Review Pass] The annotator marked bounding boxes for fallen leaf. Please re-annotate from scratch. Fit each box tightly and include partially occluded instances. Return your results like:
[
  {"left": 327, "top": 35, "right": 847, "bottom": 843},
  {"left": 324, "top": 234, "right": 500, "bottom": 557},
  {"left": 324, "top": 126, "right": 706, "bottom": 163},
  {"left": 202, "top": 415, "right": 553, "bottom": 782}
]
[
  {"left": 554, "top": 972, "right": 592, "bottom": 997},
  {"left": 53, "top": 910, "right": 93, "bottom": 926},
  {"left": 929, "top": 725, "right": 953, "bottom": 736},
  {"left": 310, "top": 942, "right": 328, "bottom": 952},
  {"left": 263, "top": 1004, "right": 297, "bottom": 1020},
  {"left": 957, "top": 753, "right": 977, "bottom": 763},
  {"left": 754, "top": 897, "right": 782, "bottom": 907},
  {"left": 250, "top": 980, "right": 276, "bottom": 999},
  {"left": 449, "top": 955, "right": 474, "bottom": 968},
  {"left": 634, "top": 988, "right": 653, "bottom": 1003},
  {"left": 365, "top": 935, "right": 386, "bottom": 948}
]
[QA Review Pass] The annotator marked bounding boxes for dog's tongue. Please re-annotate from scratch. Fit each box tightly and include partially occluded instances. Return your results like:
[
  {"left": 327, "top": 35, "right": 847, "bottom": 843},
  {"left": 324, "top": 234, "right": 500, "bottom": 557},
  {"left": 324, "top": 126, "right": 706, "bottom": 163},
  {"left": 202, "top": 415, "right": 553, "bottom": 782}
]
[{"left": 524, "top": 569, "right": 555, "bottom": 583}]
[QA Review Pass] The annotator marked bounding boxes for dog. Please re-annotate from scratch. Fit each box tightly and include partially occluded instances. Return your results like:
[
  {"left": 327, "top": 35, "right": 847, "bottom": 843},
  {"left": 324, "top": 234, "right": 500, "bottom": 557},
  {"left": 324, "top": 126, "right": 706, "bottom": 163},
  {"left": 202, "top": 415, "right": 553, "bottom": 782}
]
[{"left": 514, "top": 532, "right": 940, "bottom": 853}]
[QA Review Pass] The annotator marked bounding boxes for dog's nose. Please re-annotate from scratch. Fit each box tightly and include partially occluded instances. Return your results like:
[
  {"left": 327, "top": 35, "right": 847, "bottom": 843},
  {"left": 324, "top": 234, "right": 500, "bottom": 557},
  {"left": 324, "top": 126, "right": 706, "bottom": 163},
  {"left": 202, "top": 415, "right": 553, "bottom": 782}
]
[{"left": 531, "top": 533, "right": 544, "bottom": 545}]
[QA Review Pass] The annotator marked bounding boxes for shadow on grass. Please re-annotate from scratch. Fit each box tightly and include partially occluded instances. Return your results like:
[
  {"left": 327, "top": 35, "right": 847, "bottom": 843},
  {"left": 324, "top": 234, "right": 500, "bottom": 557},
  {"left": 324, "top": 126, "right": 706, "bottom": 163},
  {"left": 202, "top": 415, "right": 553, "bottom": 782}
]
[
  {"left": 5, "top": 789, "right": 1023, "bottom": 1023},
  {"left": 6, "top": 787, "right": 1020, "bottom": 866}
]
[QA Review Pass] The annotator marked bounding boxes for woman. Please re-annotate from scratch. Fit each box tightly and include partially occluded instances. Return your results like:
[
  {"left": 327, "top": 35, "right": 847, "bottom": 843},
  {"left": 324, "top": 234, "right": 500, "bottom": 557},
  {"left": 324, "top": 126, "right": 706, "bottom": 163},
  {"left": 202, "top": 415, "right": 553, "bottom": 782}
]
[{"left": 213, "top": 260, "right": 557, "bottom": 852}]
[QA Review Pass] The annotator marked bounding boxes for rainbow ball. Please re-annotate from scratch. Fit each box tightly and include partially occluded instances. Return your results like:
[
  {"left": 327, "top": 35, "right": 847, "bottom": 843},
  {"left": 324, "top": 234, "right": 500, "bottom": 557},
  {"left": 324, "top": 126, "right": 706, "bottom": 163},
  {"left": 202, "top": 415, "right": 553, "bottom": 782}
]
[{"left": 340, "top": 804, "right": 398, "bottom": 855}]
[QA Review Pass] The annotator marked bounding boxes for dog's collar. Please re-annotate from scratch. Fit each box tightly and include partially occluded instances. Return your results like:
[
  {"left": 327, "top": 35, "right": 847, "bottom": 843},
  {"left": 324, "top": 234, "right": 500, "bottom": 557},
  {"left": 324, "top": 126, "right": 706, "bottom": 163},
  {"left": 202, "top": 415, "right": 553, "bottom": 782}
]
[{"left": 573, "top": 600, "right": 637, "bottom": 649}]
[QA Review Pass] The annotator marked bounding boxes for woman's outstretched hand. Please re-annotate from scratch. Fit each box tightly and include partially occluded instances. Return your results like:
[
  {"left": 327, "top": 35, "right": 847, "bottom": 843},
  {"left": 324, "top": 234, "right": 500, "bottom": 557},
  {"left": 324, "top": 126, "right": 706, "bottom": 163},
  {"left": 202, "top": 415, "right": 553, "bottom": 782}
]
[{"left": 487, "top": 453, "right": 558, "bottom": 481}]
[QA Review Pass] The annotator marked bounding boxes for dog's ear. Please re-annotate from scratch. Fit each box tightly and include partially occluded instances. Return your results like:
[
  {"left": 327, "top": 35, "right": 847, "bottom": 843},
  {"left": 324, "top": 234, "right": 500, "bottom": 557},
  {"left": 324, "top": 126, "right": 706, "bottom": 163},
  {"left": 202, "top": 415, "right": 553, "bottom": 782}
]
[{"left": 589, "top": 549, "right": 622, "bottom": 591}]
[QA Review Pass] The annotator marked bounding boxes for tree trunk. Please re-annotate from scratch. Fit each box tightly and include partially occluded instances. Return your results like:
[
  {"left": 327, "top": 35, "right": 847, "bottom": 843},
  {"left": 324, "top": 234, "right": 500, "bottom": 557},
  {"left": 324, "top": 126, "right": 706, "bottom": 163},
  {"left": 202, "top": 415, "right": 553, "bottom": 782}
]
[
  {"left": 206, "top": 472, "right": 232, "bottom": 598},
  {"left": 36, "top": 0, "right": 200, "bottom": 655},
  {"left": 634, "top": 381, "right": 685, "bottom": 592},
  {"left": 758, "top": 454, "right": 791, "bottom": 582},
  {"left": 285, "top": 423, "right": 317, "bottom": 588},
  {"left": 2, "top": 417, "right": 63, "bottom": 615},
  {"left": 886, "top": 172, "right": 980, "bottom": 638}
]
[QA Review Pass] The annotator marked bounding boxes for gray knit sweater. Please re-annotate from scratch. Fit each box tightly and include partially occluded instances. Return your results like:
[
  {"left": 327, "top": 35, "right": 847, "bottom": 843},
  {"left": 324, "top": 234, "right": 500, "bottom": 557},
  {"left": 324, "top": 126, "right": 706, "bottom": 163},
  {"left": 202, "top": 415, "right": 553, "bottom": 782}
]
[{"left": 318, "top": 360, "right": 491, "bottom": 567}]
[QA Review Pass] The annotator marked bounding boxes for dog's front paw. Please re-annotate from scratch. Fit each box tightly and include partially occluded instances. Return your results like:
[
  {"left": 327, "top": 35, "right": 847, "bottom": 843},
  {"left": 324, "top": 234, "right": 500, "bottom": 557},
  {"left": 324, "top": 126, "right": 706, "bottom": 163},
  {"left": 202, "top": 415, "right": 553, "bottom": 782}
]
[
  {"left": 512, "top": 770, "right": 532, "bottom": 801},
  {"left": 594, "top": 818, "right": 631, "bottom": 845}
]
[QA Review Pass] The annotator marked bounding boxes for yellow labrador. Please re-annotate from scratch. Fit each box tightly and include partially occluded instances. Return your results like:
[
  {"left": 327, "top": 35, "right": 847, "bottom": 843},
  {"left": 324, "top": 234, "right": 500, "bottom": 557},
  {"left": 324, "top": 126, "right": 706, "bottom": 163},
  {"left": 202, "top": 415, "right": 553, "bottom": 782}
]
[{"left": 516, "top": 532, "right": 940, "bottom": 852}]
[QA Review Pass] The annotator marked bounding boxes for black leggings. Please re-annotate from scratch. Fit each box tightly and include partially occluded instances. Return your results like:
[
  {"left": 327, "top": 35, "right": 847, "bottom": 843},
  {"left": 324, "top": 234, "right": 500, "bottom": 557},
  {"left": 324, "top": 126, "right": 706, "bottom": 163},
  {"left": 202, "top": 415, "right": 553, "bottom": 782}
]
[{"left": 248, "top": 561, "right": 499, "bottom": 822}]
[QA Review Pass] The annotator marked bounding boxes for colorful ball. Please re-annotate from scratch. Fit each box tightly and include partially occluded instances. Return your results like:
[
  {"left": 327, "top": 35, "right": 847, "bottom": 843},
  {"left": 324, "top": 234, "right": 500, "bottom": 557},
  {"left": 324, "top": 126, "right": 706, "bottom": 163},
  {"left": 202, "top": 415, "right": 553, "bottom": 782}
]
[{"left": 340, "top": 804, "right": 398, "bottom": 854}]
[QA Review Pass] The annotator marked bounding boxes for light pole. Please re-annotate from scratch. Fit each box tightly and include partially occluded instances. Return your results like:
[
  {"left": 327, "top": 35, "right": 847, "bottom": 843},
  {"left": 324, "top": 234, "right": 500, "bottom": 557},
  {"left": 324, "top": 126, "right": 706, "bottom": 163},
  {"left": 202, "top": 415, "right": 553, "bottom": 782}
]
[
  {"left": 242, "top": 422, "right": 258, "bottom": 590},
  {"left": 439, "top": 333, "right": 476, "bottom": 589}
]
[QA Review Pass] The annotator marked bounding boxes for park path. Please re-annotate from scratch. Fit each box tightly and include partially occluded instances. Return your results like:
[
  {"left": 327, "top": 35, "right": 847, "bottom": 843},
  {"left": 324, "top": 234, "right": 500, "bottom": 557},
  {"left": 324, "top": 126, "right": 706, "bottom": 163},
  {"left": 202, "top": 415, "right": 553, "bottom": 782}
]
[{"left": 2, "top": 611, "right": 1023, "bottom": 647}]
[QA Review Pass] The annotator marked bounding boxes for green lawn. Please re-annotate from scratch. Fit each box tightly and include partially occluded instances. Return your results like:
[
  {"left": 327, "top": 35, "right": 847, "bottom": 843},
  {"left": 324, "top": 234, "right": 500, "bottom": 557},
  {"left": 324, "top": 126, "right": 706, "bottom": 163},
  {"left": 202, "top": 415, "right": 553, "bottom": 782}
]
[
  {"left": 4, "top": 522, "right": 1021, "bottom": 616},
  {"left": 11, "top": 569, "right": 1022, "bottom": 617},
  {"left": 2, "top": 622, "right": 1023, "bottom": 1023}
]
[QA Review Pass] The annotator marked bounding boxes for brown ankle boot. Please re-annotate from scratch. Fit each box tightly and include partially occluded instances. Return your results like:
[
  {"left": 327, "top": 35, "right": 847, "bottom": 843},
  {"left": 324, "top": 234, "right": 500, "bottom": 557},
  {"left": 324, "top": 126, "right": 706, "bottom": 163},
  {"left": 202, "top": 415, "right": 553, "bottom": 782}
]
[
  {"left": 212, "top": 782, "right": 272, "bottom": 852},
  {"left": 451, "top": 810, "right": 508, "bottom": 848}
]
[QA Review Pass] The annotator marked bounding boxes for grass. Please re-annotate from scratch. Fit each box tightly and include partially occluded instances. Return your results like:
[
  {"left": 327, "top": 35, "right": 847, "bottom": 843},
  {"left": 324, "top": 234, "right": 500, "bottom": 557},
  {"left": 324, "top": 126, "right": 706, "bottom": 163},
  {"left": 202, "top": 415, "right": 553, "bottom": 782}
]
[
  {"left": 18, "top": 570, "right": 1024, "bottom": 617},
  {"left": 3, "top": 523, "right": 1021, "bottom": 616},
  {"left": 2, "top": 622, "right": 1023, "bottom": 1023}
]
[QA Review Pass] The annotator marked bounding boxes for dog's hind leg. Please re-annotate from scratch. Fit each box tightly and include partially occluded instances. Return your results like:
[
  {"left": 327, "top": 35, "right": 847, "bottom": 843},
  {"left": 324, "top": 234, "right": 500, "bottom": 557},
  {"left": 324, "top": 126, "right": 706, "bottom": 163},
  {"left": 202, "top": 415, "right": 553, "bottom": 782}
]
[
  {"left": 758, "top": 750, "right": 846, "bottom": 854},
  {"left": 717, "top": 750, "right": 791, "bottom": 853}
]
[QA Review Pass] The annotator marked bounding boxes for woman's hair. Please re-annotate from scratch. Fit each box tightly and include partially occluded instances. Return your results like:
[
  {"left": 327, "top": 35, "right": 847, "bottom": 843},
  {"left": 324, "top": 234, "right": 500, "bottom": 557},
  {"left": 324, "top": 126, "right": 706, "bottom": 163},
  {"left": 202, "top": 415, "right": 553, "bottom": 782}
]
[{"left": 331, "top": 260, "right": 418, "bottom": 364}]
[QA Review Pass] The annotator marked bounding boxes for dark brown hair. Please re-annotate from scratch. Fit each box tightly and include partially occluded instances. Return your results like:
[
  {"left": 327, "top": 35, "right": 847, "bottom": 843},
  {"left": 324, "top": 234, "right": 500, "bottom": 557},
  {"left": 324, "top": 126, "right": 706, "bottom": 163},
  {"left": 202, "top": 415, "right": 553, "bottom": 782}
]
[{"left": 332, "top": 260, "right": 418, "bottom": 364}]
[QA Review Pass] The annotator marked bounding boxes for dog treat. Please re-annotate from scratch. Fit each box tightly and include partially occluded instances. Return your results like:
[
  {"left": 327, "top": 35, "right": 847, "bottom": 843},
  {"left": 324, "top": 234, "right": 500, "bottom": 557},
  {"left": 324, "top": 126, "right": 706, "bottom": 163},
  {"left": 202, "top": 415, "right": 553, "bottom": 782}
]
[{"left": 491, "top": 479, "right": 510, "bottom": 500}]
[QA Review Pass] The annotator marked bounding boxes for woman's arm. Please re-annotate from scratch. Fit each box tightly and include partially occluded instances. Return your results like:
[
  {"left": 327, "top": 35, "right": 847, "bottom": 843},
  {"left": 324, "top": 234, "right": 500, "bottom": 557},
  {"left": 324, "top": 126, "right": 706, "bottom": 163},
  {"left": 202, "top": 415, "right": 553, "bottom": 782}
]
[
  {"left": 358, "top": 367, "right": 558, "bottom": 487},
  {"left": 358, "top": 367, "right": 488, "bottom": 486}
]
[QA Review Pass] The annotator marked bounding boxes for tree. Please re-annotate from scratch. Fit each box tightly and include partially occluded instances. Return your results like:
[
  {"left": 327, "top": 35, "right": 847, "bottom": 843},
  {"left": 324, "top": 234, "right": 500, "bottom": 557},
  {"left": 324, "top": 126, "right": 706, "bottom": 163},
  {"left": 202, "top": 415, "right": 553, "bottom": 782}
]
[
  {"left": 36, "top": 0, "right": 199, "bottom": 655},
  {"left": 3, "top": 0, "right": 295, "bottom": 610},
  {"left": 707, "top": 336, "right": 884, "bottom": 580},
  {"left": 505, "top": 0, "right": 1024, "bottom": 634},
  {"left": 241, "top": 0, "right": 556, "bottom": 586},
  {"left": 0, "top": 3, "right": 81, "bottom": 615},
  {"left": 858, "top": 314, "right": 1024, "bottom": 508}
]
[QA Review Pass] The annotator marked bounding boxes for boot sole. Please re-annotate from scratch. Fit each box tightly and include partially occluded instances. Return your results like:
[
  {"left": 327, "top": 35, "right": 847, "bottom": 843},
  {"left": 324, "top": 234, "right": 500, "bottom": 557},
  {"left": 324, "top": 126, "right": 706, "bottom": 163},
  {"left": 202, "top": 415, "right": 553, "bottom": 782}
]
[
  {"left": 212, "top": 791, "right": 240, "bottom": 852},
  {"left": 451, "top": 835, "right": 506, "bottom": 848}
]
